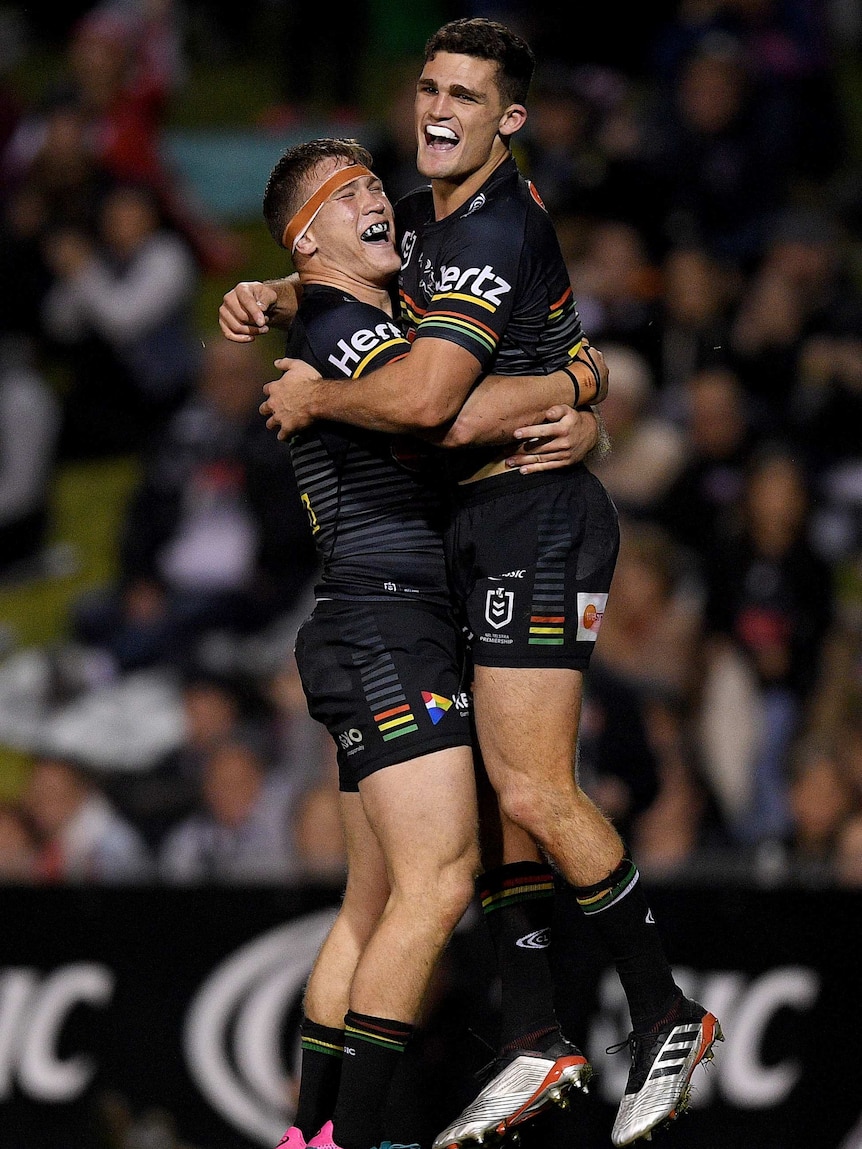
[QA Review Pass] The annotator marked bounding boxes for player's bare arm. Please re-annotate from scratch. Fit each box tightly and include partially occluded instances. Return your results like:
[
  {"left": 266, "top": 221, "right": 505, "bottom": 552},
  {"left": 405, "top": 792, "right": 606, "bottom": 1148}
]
[
  {"left": 260, "top": 334, "right": 608, "bottom": 441},
  {"left": 219, "top": 275, "right": 300, "bottom": 342},
  {"left": 438, "top": 343, "right": 607, "bottom": 447},
  {"left": 261, "top": 337, "right": 482, "bottom": 439}
]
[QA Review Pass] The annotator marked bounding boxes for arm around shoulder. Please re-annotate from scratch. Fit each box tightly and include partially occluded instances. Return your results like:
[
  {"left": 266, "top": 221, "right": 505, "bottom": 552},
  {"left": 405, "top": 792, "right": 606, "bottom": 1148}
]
[{"left": 219, "top": 274, "right": 302, "bottom": 342}]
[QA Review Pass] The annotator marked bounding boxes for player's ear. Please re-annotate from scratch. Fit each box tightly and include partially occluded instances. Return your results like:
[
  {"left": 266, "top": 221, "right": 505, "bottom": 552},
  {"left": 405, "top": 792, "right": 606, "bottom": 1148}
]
[
  {"left": 498, "top": 103, "right": 527, "bottom": 141},
  {"left": 295, "top": 231, "right": 317, "bottom": 257}
]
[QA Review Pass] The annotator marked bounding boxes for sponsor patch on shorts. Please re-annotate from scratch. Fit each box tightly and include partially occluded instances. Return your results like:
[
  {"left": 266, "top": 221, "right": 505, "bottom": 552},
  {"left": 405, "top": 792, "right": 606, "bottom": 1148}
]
[{"left": 576, "top": 592, "right": 608, "bottom": 641}]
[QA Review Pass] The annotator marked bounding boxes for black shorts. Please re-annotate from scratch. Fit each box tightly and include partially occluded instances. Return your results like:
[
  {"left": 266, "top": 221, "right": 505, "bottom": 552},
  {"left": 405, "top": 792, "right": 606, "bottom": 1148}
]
[
  {"left": 294, "top": 598, "right": 473, "bottom": 792},
  {"left": 444, "top": 465, "right": 620, "bottom": 670}
]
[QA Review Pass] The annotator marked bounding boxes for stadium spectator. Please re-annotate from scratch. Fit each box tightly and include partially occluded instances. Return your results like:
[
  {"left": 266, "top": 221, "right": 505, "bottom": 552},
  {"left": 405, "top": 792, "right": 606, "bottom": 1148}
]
[
  {"left": 835, "top": 814, "right": 862, "bottom": 887},
  {"left": 40, "top": 180, "right": 202, "bottom": 458},
  {"left": 562, "top": 216, "right": 662, "bottom": 359},
  {"left": 648, "top": 242, "right": 739, "bottom": 413},
  {"left": 654, "top": 365, "right": 756, "bottom": 561},
  {"left": 0, "top": 334, "right": 62, "bottom": 580},
  {"left": 700, "top": 444, "right": 836, "bottom": 844},
  {"left": 787, "top": 736, "right": 856, "bottom": 880},
  {"left": 641, "top": 30, "right": 796, "bottom": 263},
  {"left": 0, "top": 801, "right": 38, "bottom": 882},
  {"left": 3, "top": 0, "right": 244, "bottom": 273},
  {"left": 158, "top": 737, "right": 302, "bottom": 883},
  {"left": 586, "top": 343, "right": 686, "bottom": 519},
  {"left": 69, "top": 336, "right": 318, "bottom": 671},
  {"left": 593, "top": 519, "right": 703, "bottom": 710},
  {"left": 102, "top": 667, "right": 270, "bottom": 850},
  {"left": 22, "top": 754, "right": 153, "bottom": 883}
]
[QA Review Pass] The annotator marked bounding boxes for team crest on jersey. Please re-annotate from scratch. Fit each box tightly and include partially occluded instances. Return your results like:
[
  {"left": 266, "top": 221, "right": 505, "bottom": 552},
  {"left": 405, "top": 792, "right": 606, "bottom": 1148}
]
[
  {"left": 485, "top": 586, "right": 514, "bottom": 630},
  {"left": 464, "top": 193, "right": 486, "bottom": 216}
]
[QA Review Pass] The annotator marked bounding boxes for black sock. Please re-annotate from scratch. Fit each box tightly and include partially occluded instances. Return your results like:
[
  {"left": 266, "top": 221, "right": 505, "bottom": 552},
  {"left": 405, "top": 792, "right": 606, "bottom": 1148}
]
[
  {"left": 294, "top": 1018, "right": 344, "bottom": 1138},
  {"left": 479, "top": 861, "right": 561, "bottom": 1052},
  {"left": 572, "top": 856, "right": 680, "bottom": 1030},
  {"left": 332, "top": 1010, "right": 414, "bottom": 1149}
]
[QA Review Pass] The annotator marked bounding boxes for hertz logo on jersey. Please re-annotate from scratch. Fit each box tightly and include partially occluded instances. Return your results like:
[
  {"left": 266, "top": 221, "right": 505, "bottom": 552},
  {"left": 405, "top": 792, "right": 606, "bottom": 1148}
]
[
  {"left": 327, "top": 320, "right": 409, "bottom": 377},
  {"left": 434, "top": 263, "right": 512, "bottom": 309}
]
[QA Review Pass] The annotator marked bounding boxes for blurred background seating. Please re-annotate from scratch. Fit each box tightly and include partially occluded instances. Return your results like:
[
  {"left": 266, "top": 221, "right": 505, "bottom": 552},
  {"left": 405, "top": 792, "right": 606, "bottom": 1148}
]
[{"left": 0, "top": 0, "right": 859, "bottom": 894}]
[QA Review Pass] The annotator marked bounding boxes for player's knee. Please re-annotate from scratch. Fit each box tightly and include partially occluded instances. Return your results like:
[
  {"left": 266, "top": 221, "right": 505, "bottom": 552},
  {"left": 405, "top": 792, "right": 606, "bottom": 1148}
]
[
  {"left": 495, "top": 775, "right": 552, "bottom": 839},
  {"left": 427, "top": 843, "right": 479, "bottom": 926}
]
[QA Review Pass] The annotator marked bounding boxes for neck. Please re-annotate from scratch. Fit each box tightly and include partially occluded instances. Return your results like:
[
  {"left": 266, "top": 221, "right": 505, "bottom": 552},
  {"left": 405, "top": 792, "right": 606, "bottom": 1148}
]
[
  {"left": 431, "top": 145, "right": 510, "bottom": 220},
  {"left": 300, "top": 271, "right": 393, "bottom": 315}
]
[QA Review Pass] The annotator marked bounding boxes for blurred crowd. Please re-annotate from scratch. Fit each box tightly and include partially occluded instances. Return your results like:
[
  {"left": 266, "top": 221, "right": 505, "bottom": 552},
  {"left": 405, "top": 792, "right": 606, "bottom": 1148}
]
[{"left": 0, "top": 0, "right": 860, "bottom": 892}]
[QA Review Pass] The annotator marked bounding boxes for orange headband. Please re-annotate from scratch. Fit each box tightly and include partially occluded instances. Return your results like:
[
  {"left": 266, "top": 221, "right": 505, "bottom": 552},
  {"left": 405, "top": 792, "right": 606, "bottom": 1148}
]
[{"left": 283, "top": 164, "right": 374, "bottom": 253}]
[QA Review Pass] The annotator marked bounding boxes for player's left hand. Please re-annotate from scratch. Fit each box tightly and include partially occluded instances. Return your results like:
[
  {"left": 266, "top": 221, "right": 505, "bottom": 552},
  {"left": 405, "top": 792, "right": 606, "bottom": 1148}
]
[
  {"left": 260, "top": 357, "right": 323, "bottom": 439},
  {"left": 506, "top": 405, "right": 599, "bottom": 473}
]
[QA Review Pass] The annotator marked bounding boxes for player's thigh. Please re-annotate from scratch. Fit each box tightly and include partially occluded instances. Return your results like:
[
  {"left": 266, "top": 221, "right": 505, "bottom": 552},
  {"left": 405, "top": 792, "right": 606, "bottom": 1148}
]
[
  {"left": 358, "top": 744, "right": 479, "bottom": 885},
  {"left": 472, "top": 664, "right": 583, "bottom": 792}
]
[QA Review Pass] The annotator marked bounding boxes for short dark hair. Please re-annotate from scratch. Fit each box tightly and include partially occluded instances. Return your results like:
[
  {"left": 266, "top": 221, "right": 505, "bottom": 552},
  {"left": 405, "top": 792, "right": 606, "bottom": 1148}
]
[
  {"left": 263, "top": 138, "right": 374, "bottom": 248},
  {"left": 423, "top": 18, "right": 535, "bottom": 107}
]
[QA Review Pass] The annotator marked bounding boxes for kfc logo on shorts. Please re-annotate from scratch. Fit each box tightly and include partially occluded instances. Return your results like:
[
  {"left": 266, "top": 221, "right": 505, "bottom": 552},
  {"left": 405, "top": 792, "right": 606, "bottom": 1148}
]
[
  {"left": 577, "top": 593, "right": 608, "bottom": 641},
  {"left": 485, "top": 587, "right": 514, "bottom": 630}
]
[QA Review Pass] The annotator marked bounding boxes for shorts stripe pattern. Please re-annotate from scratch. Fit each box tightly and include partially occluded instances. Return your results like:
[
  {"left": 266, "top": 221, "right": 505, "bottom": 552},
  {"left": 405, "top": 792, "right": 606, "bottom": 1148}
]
[
  {"left": 529, "top": 505, "right": 569, "bottom": 646},
  {"left": 341, "top": 613, "right": 419, "bottom": 740}
]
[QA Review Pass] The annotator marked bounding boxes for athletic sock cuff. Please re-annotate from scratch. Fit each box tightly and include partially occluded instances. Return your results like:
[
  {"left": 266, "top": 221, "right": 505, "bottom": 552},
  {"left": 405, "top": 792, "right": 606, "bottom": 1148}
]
[
  {"left": 478, "top": 861, "right": 556, "bottom": 913},
  {"left": 300, "top": 1018, "right": 345, "bottom": 1059},
  {"left": 573, "top": 856, "right": 638, "bottom": 914},
  {"left": 344, "top": 1010, "right": 414, "bottom": 1054}
]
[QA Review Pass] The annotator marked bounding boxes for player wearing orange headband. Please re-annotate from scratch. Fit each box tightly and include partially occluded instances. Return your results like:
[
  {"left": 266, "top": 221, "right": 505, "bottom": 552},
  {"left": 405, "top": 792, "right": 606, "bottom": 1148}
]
[
  {"left": 224, "top": 19, "right": 721, "bottom": 1149},
  {"left": 260, "top": 138, "right": 597, "bottom": 1149}
]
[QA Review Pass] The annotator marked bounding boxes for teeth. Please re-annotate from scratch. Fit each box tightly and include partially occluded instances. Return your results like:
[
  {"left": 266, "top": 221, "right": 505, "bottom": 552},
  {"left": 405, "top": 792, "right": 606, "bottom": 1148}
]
[
  {"left": 360, "top": 222, "right": 388, "bottom": 240},
  {"left": 427, "top": 124, "right": 458, "bottom": 140}
]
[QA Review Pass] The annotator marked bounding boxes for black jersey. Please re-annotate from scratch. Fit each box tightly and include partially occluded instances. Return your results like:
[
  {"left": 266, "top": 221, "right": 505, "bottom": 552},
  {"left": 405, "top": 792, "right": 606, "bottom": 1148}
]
[
  {"left": 395, "top": 155, "right": 585, "bottom": 481},
  {"left": 285, "top": 284, "right": 451, "bottom": 605}
]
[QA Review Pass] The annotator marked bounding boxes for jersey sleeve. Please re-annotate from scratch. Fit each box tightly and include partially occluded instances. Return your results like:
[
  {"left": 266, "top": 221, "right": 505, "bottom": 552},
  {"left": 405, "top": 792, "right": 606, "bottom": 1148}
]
[
  {"left": 302, "top": 298, "right": 411, "bottom": 380},
  {"left": 409, "top": 213, "right": 521, "bottom": 372}
]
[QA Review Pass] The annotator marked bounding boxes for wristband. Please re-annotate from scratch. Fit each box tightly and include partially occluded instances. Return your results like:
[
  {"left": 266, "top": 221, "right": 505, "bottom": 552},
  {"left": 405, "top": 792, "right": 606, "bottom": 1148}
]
[
  {"left": 560, "top": 366, "right": 581, "bottom": 407},
  {"left": 578, "top": 344, "right": 603, "bottom": 399}
]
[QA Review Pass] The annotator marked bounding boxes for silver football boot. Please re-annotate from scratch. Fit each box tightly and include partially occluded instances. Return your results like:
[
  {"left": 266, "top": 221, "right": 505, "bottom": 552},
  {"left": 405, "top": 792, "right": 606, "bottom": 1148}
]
[
  {"left": 432, "top": 1038, "right": 591, "bottom": 1149},
  {"left": 610, "top": 1002, "right": 723, "bottom": 1145}
]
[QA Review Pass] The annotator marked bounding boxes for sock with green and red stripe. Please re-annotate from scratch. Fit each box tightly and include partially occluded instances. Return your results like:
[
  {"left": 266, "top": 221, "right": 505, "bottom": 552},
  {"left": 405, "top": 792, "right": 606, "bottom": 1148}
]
[
  {"left": 294, "top": 1018, "right": 345, "bottom": 1139},
  {"left": 573, "top": 856, "right": 680, "bottom": 1030},
  {"left": 480, "top": 861, "right": 561, "bottom": 1052},
  {"left": 331, "top": 1010, "right": 415, "bottom": 1149}
]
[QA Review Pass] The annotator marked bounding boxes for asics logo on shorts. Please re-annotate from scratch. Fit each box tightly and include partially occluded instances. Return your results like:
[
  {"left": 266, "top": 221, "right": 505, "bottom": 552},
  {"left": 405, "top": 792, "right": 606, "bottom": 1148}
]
[{"left": 515, "top": 928, "right": 551, "bottom": 950}]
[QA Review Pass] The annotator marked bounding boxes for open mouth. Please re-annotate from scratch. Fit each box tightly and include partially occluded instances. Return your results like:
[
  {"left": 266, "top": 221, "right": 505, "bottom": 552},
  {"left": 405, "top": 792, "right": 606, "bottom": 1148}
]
[
  {"left": 360, "top": 221, "right": 390, "bottom": 243},
  {"left": 424, "top": 124, "right": 459, "bottom": 150}
]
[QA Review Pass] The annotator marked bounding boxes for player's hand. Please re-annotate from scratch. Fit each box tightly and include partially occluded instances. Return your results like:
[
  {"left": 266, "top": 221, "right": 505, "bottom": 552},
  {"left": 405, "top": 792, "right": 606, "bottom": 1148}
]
[
  {"left": 219, "top": 281, "right": 278, "bottom": 342},
  {"left": 506, "top": 406, "right": 599, "bottom": 473},
  {"left": 259, "top": 357, "right": 323, "bottom": 439}
]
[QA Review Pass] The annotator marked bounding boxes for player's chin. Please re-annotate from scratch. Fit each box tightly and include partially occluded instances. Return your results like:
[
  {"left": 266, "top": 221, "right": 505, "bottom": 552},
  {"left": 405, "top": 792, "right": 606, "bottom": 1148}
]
[{"left": 417, "top": 147, "right": 457, "bottom": 177}]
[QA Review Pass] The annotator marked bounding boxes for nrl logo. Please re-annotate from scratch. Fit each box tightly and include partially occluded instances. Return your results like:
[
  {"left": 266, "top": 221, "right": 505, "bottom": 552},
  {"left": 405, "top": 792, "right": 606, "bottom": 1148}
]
[
  {"left": 400, "top": 230, "right": 417, "bottom": 266},
  {"left": 485, "top": 586, "right": 514, "bottom": 630}
]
